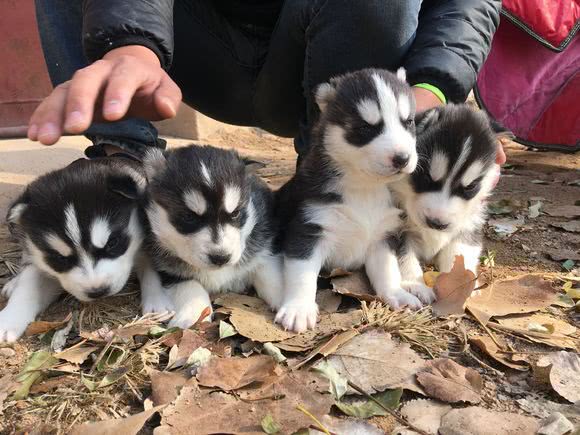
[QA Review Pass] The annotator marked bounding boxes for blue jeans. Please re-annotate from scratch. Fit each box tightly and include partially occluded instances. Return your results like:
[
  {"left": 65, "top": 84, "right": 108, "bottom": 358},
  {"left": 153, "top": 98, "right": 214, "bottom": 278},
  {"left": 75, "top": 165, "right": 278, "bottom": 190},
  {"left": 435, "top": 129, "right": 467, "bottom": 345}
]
[{"left": 35, "top": 0, "right": 422, "bottom": 157}]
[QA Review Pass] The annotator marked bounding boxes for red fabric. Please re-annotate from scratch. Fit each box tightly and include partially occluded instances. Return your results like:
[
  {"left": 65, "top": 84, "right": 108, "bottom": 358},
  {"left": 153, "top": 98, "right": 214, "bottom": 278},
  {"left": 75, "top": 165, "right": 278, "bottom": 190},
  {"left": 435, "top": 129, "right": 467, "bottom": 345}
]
[{"left": 502, "top": 0, "right": 580, "bottom": 48}]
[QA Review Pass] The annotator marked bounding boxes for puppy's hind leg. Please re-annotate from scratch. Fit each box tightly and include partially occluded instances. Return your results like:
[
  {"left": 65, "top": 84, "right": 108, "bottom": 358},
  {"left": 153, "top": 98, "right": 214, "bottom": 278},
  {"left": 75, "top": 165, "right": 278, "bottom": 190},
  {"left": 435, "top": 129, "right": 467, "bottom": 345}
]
[
  {"left": 0, "top": 265, "right": 61, "bottom": 342},
  {"left": 253, "top": 254, "right": 284, "bottom": 310},
  {"left": 168, "top": 280, "right": 212, "bottom": 329},
  {"left": 366, "top": 242, "right": 423, "bottom": 310}
]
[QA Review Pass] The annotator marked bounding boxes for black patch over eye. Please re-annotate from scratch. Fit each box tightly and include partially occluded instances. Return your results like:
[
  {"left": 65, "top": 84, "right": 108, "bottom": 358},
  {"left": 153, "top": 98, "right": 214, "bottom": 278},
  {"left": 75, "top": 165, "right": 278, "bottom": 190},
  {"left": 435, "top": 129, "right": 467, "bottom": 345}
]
[
  {"left": 412, "top": 168, "right": 442, "bottom": 193},
  {"left": 100, "top": 232, "right": 129, "bottom": 258},
  {"left": 173, "top": 211, "right": 205, "bottom": 234},
  {"left": 346, "top": 120, "right": 384, "bottom": 147},
  {"left": 404, "top": 118, "right": 414, "bottom": 128},
  {"left": 45, "top": 251, "right": 76, "bottom": 273},
  {"left": 454, "top": 181, "right": 481, "bottom": 200},
  {"left": 230, "top": 209, "right": 241, "bottom": 219}
]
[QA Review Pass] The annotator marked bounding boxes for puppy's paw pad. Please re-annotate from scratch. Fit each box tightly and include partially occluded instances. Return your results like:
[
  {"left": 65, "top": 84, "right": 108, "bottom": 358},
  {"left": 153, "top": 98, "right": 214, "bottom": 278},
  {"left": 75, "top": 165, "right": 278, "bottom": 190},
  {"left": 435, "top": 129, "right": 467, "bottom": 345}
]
[
  {"left": 275, "top": 302, "right": 318, "bottom": 333},
  {"left": 168, "top": 305, "right": 213, "bottom": 329},
  {"left": 402, "top": 281, "right": 436, "bottom": 304},
  {"left": 0, "top": 311, "right": 28, "bottom": 343},
  {"left": 142, "top": 293, "right": 175, "bottom": 315},
  {"left": 382, "top": 289, "right": 423, "bottom": 310}
]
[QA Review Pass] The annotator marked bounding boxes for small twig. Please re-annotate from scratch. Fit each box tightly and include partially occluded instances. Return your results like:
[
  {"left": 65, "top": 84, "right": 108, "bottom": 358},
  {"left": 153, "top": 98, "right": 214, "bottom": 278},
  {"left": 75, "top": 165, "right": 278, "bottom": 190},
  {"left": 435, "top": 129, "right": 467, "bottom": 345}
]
[
  {"left": 467, "top": 349, "right": 504, "bottom": 376},
  {"left": 89, "top": 332, "right": 117, "bottom": 374},
  {"left": 296, "top": 404, "right": 331, "bottom": 435},
  {"left": 347, "top": 381, "right": 430, "bottom": 435},
  {"left": 467, "top": 306, "right": 504, "bottom": 350}
]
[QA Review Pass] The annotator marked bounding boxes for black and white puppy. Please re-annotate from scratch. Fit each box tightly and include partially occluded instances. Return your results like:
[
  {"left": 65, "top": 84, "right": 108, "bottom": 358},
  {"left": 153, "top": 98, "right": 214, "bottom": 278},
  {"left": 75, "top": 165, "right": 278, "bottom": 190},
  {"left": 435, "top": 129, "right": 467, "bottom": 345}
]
[
  {"left": 392, "top": 104, "right": 497, "bottom": 294},
  {"left": 141, "top": 145, "right": 283, "bottom": 328},
  {"left": 0, "top": 157, "right": 146, "bottom": 342},
  {"left": 275, "top": 68, "right": 426, "bottom": 333}
]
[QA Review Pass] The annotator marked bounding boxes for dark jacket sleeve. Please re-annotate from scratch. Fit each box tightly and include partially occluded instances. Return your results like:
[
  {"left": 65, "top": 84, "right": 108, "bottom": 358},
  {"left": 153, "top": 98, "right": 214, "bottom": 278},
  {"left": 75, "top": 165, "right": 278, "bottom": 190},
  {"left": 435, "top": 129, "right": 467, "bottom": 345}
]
[
  {"left": 82, "top": 0, "right": 175, "bottom": 69},
  {"left": 404, "top": 0, "right": 501, "bottom": 103}
]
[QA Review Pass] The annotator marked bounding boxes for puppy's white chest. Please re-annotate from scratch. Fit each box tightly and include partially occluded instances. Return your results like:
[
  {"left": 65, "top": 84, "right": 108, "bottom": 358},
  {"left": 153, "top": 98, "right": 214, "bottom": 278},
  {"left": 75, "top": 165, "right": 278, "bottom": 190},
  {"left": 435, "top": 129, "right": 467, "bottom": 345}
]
[{"left": 307, "top": 187, "right": 401, "bottom": 268}]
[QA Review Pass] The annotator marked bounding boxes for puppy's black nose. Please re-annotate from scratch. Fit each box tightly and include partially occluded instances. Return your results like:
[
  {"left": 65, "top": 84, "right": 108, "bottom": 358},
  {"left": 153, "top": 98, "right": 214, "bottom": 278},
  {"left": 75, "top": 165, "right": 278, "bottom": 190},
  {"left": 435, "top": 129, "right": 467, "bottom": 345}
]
[
  {"left": 208, "top": 253, "right": 231, "bottom": 266},
  {"left": 392, "top": 153, "right": 410, "bottom": 169},
  {"left": 87, "top": 286, "right": 109, "bottom": 299},
  {"left": 426, "top": 217, "right": 449, "bottom": 231}
]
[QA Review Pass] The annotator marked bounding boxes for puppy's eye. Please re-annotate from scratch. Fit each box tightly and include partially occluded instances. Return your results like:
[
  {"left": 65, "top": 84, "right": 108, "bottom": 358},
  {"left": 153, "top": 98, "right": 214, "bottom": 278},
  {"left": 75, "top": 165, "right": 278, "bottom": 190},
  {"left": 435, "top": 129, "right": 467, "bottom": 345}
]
[
  {"left": 404, "top": 118, "right": 414, "bottom": 128},
  {"left": 184, "top": 213, "right": 199, "bottom": 224},
  {"left": 464, "top": 182, "right": 479, "bottom": 192},
  {"left": 105, "top": 235, "right": 119, "bottom": 251},
  {"left": 230, "top": 209, "right": 241, "bottom": 219}
]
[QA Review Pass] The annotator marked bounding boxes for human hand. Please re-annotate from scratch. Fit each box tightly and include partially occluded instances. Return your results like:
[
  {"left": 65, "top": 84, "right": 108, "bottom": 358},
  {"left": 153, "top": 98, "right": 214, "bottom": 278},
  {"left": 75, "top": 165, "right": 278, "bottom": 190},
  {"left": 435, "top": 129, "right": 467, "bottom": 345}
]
[
  {"left": 28, "top": 45, "right": 182, "bottom": 145},
  {"left": 412, "top": 86, "right": 444, "bottom": 114}
]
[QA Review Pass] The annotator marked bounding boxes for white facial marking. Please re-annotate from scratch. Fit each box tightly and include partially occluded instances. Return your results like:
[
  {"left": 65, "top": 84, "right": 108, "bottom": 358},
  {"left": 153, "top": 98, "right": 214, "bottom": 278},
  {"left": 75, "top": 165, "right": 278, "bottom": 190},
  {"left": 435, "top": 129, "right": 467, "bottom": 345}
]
[
  {"left": 64, "top": 204, "right": 81, "bottom": 246},
  {"left": 223, "top": 186, "right": 241, "bottom": 214},
  {"left": 45, "top": 234, "right": 73, "bottom": 257},
  {"left": 183, "top": 189, "right": 207, "bottom": 215},
  {"left": 90, "top": 217, "right": 111, "bottom": 249},
  {"left": 357, "top": 99, "right": 382, "bottom": 125},
  {"left": 429, "top": 151, "right": 449, "bottom": 182},
  {"left": 461, "top": 160, "right": 484, "bottom": 187},
  {"left": 200, "top": 163, "right": 212, "bottom": 185},
  {"left": 396, "top": 67, "right": 407, "bottom": 82},
  {"left": 372, "top": 74, "right": 397, "bottom": 117},
  {"left": 448, "top": 136, "right": 473, "bottom": 182},
  {"left": 397, "top": 94, "right": 411, "bottom": 121}
]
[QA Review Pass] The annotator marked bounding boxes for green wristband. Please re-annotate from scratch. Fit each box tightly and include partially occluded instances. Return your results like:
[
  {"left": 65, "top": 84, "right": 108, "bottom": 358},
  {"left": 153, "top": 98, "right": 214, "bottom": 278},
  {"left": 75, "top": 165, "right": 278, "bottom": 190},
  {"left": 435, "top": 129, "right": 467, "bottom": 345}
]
[{"left": 413, "top": 83, "right": 447, "bottom": 104}]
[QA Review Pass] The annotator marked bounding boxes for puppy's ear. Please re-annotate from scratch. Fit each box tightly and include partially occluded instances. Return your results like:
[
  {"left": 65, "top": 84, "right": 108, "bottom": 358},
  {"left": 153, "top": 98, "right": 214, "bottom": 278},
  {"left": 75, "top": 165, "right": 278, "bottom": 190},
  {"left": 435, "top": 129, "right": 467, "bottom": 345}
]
[
  {"left": 415, "top": 108, "right": 441, "bottom": 135},
  {"left": 6, "top": 192, "right": 30, "bottom": 225},
  {"left": 143, "top": 148, "right": 168, "bottom": 181},
  {"left": 107, "top": 174, "right": 143, "bottom": 200},
  {"left": 396, "top": 67, "right": 407, "bottom": 82},
  {"left": 315, "top": 81, "right": 337, "bottom": 112}
]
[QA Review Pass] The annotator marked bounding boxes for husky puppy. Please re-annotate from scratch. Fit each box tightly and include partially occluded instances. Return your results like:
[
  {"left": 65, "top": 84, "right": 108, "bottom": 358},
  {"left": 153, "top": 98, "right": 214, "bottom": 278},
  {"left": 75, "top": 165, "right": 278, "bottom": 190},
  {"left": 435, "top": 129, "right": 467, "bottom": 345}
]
[
  {"left": 392, "top": 104, "right": 497, "bottom": 294},
  {"left": 0, "top": 157, "right": 146, "bottom": 342},
  {"left": 275, "top": 68, "right": 427, "bottom": 333},
  {"left": 141, "top": 145, "right": 283, "bottom": 328}
]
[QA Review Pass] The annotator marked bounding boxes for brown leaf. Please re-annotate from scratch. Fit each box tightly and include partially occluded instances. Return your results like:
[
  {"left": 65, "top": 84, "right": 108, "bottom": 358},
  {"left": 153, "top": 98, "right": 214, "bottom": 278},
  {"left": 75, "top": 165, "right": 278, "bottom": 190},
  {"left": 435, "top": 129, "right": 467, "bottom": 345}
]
[
  {"left": 70, "top": 406, "right": 165, "bottom": 435},
  {"left": 0, "top": 375, "right": 19, "bottom": 413},
  {"left": 316, "top": 289, "right": 342, "bottom": 313},
  {"left": 215, "top": 294, "right": 296, "bottom": 343},
  {"left": 149, "top": 369, "right": 193, "bottom": 406},
  {"left": 400, "top": 399, "right": 452, "bottom": 435},
  {"left": 496, "top": 313, "right": 577, "bottom": 349},
  {"left": 292, "top": 329, "right": 359, "bottom": 370},
  {"left": 536, "top": 352, "right": 580, "bottom": 403},
  {"left": 469, "top": 336, "right": 528, "bottom": 370},
  {"left": 544, "top": 205, "right": 580, "bottom": 218},
  {"left": 416, "top": 358, "right": 482, "bottom": 404},
  {"left": 545, "top": 249, "right": 580, "bottom": 261},
  {"left": 551, "top": 221, "right": 580, "bottom": 233},
  {"left": 325, "top": 330, "right": 426, "bottom": 394},
  {"left": 24, "top": 313, "right": 72, "bottom": 336},
  {"left": 54, "top": 344, "right": 99, "bottom": 364},
  {"left": 432, "top": 256, "right": 476, "bottom": 316},
  {"left": 30, "top": 375, "right": 76, "bottom": 394},
  {"left": 439, "top": 407, "right": 539, "bottom": 435},
  {"left": 157, "top": 371, "right": 333, "bottom": 434},
  {"left": 331, "top": 271, "right": 378, "bottom": 302},
  {"left": 321, "top": 268, "right": 351, "bottom": 279},
  {"left": 277, "top": 310, "right": 363, "bottom": 352},
  {"left": 196, "top": 355, "right": 277, "bottom": 391},
  {"left": 466, "top": 275, "right": 558, "bottom": 319}
]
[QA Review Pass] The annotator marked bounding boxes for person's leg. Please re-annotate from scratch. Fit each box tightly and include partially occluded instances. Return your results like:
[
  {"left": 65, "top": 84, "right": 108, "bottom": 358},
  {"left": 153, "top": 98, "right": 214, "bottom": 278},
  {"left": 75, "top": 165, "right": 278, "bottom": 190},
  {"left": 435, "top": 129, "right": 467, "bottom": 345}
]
[
  {"left": 253, "top": 0, "right": 423, "bottom": 155},
  {"left": 34, "top": 0, "right": 163, "bottom": 157}
]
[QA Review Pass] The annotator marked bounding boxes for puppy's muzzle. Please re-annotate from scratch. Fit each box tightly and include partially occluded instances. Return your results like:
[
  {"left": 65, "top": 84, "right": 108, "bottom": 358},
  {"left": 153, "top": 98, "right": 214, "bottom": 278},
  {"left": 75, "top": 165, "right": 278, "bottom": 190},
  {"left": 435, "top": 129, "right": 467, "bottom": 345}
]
[
  {"left": 392, "top": 153, "right": 410, "bottom": 170},
  {"left": 208, "top": 252, "right": 231, "bottom": 267},
  {"left": 425, "top": 217, "right": 449, "bottom": 231},
  {"left": 87, "top": 286, "right": 110, "bottom": 299}
]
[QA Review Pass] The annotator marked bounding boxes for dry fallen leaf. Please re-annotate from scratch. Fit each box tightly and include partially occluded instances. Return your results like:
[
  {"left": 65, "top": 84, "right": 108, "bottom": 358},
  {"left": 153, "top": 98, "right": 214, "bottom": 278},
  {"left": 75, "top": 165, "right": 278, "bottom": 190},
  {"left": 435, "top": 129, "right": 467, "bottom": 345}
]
[
  {"left": 316, "top": 289, "right": 342, "bottom": 313},
  {"left": 538, "top": 412, "right": 575, "bottom": 435},
  {"left": 157, "top": 371, "right": 333, "bottom": 434},
  {"left": 496, "top": 313, "right": 577, "bottom": 349},
  {"left": 196, "top": 355, "right": 277, "bottom": 391},
  {"left": 292, "top": 329, "right": 359, "bottom": 369},
  {"left": 423, "top": 271, "right": 441, "bottom": 288},
  {"left": 545, "top": 205, "right": 580, "bottom": 218},
  {"left": 551, "top": 221, "right": 580, "bottom": 233},
  {"left": 400, "top": 398, "right": 452, "bottom": 435},
  {"left": 24, "top": 313, "right": 72, "bottom": 337},
  {"left": 215, "top": 294, "right": 296, "bottom": 343},
  {"left": 71, "top": 405, "right": 165, "bottom": 435},
  {"left": 325, "top": 330, "right": 426, "bottom": 394},
  {"left": 416, "top": 358, "right": 483, "bottom": 404},
  {"left": 545, "top": 249, "right": 580, "bottom": 262},
  {"left": 536, "top": 351, "right": 580, "bottom": 403},
  {"left": 331, "top": 271, "right": 378, "bottom": 301},
  {"left": 29, "top": 375, "right": 76, "bottom": 394},
  {"left": 469, "top": 336, "right": 528, "bottom": 370},
  {"left": 432, "top": 256, "right": 476, "bottom": 316},
  {"left": 0, "top": 375, "right": 19, "bottom": 413},
  {"left": 54, "top": 344, "right": 99, "bottom": 365},
  {"left": 149, "top": 369, "right": 193, "bottom": 406},
  {"left": 467, "top": 275, "right": 558, "bottom": 319},
  {"left": 439, "top": 407, "right": 539, "bottom": 435}
]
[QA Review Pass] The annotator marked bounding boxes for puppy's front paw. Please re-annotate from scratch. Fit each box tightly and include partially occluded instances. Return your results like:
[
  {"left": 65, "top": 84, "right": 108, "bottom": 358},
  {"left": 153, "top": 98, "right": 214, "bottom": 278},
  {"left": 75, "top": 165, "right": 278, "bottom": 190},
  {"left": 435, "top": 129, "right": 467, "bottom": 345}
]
[
  {"left": 1, "top": 276, "right": 19, "bottom": 299},
  {"left": 168, "top": 304, "right": 213, "bottom": 329},
  {"left": 142, "top": 291, "right": 175, "bottom": 315},
  {"left": 380, "top": 288, "right": 423, "bottom": 310},
  {"left": 275, "top": 302, "right": 318, "bottom": 333},
  {"left": 402, "top": 281, "right": 436, "bottom": 304},
  {"left": 0, "top": 310, "right": 29, "bottom": 342}
]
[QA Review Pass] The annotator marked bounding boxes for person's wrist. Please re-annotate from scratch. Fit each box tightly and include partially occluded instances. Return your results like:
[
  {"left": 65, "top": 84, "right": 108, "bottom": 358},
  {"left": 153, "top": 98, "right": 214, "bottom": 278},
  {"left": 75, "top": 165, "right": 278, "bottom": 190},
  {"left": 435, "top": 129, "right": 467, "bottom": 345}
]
[
  {"left": 103, "top": 45, "right": 161, "bottom": 67},
  {"left": 412, "top": 86, "right": 444, "bottom": 113}
]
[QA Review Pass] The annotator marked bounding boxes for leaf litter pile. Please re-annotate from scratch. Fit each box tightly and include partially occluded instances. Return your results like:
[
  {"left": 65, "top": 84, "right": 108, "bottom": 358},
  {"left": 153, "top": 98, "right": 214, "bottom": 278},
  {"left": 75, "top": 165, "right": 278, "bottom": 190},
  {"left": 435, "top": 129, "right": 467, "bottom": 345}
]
[{"left": 0, "top": 138, "right": 579, "bottom": 434}]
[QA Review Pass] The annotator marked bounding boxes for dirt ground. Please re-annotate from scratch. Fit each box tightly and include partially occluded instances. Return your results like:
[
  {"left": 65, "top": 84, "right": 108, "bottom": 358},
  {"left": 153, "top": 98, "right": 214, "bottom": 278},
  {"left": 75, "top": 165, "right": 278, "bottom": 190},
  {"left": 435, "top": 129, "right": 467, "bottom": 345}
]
[{"left": 0, "top": 128, "right": 578, "bottom": 434}]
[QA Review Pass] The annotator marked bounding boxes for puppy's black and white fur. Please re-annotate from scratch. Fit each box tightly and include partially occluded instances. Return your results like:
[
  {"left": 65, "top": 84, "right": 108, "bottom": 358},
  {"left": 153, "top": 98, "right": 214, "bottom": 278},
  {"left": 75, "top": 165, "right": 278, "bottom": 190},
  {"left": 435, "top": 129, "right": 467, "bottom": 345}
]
[
  {"left": 0, "top": 157, "right": 146, "bottom": 342},
  {"left": 392, "top": 104, "right": 497, "bottom": 293},
  {"left": 141, "top": 145, "right": 283, "bottom": 328},
  {"left": 275, "top": 68, "right": 426, "bottom": 332}
]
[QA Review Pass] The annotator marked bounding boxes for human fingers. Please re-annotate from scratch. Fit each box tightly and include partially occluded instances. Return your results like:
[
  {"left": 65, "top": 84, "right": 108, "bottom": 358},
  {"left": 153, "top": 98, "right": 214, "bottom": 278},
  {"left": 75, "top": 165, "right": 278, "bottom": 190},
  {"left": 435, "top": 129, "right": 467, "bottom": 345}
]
[{"left": 28, "top": 82, "right": 69, "bottom": 145}]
